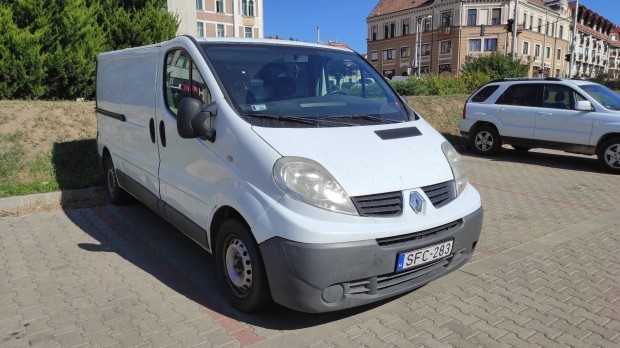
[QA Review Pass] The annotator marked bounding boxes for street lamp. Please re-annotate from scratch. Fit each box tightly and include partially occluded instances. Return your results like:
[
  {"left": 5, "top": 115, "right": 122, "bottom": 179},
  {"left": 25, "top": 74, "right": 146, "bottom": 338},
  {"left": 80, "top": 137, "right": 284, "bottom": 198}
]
[{"left": 415, "top": 14, "right": 433, "bottom": 78}]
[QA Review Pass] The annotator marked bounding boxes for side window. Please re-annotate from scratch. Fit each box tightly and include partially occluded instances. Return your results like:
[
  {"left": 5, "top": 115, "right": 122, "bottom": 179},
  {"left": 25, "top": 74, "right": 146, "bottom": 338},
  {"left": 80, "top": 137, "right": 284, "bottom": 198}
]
[
  {"left": 164, "top": 49, "right": 211, "bottom": 116},
  {"left": 496, "top": 84, "right": 542, "bottom": 107},
  {"left": 543, "top": 84, "right": 583, "bottom": 110},
  {"left": 471, "top": 85, "right": 500, "bottom": 102}
]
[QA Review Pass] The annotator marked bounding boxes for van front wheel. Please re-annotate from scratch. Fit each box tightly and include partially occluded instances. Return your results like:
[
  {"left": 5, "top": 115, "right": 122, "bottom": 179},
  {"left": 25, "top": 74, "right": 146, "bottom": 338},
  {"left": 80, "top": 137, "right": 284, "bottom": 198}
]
[{"left": 216, "top": 219, "right": 271, "bottom": 312}]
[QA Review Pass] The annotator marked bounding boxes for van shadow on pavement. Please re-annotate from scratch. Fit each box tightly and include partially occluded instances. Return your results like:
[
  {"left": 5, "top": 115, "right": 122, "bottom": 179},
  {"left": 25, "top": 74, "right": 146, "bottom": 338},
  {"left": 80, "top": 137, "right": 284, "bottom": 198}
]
[{"left": 62, "top": 200, "right": 396, "bottom": 330}]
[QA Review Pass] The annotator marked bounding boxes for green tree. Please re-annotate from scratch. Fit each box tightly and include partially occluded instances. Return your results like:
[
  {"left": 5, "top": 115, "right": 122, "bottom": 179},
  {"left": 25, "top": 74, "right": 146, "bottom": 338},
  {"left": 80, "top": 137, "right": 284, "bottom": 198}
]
[
  {"left": 461, "top": 52, "right": 529, "bottom": 80},
  {"left": 0, "top": 5, "right": 46, "bottom": 99}
]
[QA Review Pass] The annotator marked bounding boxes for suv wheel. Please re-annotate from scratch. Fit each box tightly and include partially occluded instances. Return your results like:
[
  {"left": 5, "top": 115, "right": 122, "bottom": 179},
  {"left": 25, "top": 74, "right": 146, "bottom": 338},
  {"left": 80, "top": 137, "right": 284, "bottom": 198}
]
[
  {"left": 470, "top": 125, "right": 501, "bottom": 155},
  {"left": 597, "top": 137, "right": 620, "bottom": 174}
]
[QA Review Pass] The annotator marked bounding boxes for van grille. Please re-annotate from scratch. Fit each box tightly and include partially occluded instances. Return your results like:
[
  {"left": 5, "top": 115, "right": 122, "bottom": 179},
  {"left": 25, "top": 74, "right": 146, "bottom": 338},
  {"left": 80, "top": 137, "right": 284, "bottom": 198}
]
[
  {"left": 346, "top": 258, "right": 451, "bottom": 296},
  {"left": 422, "top": 180, "right": 456, "bottom": 208},
  {"left": 351, "top": 191, "right": 402, "bottom": 217},
  {"left": 376, "top": 220, "right": 461, "bottom": 247}
]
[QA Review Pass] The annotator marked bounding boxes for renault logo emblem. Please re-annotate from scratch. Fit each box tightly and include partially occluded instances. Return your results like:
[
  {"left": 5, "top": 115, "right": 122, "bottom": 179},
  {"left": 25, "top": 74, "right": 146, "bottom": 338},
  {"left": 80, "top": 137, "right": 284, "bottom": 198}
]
[{"left": 410, "top": 192, "right": 426, "bottom": 214}]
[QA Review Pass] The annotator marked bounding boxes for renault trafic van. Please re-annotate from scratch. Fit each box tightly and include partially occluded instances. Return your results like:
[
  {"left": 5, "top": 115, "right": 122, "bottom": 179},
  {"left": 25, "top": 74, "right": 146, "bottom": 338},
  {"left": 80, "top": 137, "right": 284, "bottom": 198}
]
[{"left": 96, "top": 36, "right": 483, "bottom": 313}]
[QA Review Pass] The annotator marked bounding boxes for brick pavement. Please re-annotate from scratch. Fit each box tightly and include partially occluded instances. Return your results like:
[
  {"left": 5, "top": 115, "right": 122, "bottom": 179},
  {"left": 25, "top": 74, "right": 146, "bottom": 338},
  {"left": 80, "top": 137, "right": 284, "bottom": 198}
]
[{"left": 1, "top": 147, "right": 619, "bottom": 347}]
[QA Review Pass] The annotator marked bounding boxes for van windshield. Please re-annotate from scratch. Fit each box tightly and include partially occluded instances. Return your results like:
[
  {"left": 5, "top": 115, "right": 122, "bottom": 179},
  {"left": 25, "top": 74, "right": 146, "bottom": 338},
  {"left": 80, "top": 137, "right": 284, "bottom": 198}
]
[{"left": 201, "top": 43, "right": 411, "bottom": 127}]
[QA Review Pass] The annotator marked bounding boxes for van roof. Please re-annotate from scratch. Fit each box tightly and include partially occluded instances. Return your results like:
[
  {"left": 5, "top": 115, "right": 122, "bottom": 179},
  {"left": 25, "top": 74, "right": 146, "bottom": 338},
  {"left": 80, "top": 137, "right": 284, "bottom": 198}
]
[{"left": 194, "top": 36, "right": 353, "bottom": 52}]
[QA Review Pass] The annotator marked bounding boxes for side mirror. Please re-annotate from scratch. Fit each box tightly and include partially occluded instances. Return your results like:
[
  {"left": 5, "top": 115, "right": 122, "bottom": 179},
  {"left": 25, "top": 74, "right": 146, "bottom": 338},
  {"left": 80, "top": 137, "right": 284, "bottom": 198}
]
[
  {"left": 177, "top": 98, "right": 217, "bottom": 142},
  {"left": 575, "top": 100, "right": 593, "bottom": 112}
]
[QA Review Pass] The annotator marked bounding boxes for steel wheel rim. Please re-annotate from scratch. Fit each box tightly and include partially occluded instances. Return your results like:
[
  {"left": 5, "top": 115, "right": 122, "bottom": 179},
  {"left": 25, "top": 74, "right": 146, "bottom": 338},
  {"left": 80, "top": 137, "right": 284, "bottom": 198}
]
[
  {"left": 475, "top": 131, "right": 493, "bottom": 151},
  {"left": 224, "top": 237, "right": 253, "bottom": 296},
  {"left": 604, "top": 143, "right": 620, "bottom": 168}
]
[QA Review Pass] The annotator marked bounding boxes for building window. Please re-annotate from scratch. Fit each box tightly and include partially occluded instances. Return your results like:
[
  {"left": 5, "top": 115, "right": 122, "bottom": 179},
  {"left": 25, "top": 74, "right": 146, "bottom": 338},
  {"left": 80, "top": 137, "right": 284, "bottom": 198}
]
[
  {"left": 469, "top": 39, "right": 481, "bottom": 52},
  {"left": 196, "top": 0, "right": 203, "bottom": 10},
  {"left": 216, "top": 0, "right": 224, "bottom": 13},
  {"left": 420, "top": 44, "right": 431, "bottom": 56},
  {"left": 216, "top": 23, "right": 225, "bottom": 37},
  {"left": 535, "top": 44, "right": 541, "bottom": 58},
  {"left": 545, "top": 46, "right": 551, "bottom": 59},
  {"left": 197, "top": 22, "right": 204, "bottom": 37},
  {"left": 370, "top": 51, "right": 378, "bottom": 62},
  {"left": 382, "top": 49, "right": 395, "bottom": 61},
  {"left": 248, "top": 0, "right": 254, "bottom": 16},
  {"left": 372, "top": 26, "right": 378, "bottom": 41},
  {"left": 244, "top": 27, "right": 252, "bottom": 38},
  {"left": 440, "top": 40, "right": 451, "bottom": 54},
  {"left": 441, "top": 11, "right": 452, "bottom": 28},
  {"left": 384, "top": 24, "right": 389, "bottom": 39},
  {"left": 424, "top": 17, "right": 432, "bottom": 32},
  {"left": 522, "top": 12, "right": 527, "bottom": 27},
  {"left": 468, "top": 9, "right": 477, "bottom": 26},
  {"left": 390, "top": 22, "right": 396, "bottom": 38},
  {"left": 491, "top": 9, "right": 501, "bottom": 25},
  {"left": 484, "top": 38, "right": 498, "bottom": 52},
  {"left": 523, "top": 41, "right": 529, "bottom": 55},
  {"left": 556, "top": 48, "right": 561, "bottom": 60},
  {"left": 402, "top": 20, "right": 410, "bottom": 35},
  {"left": 559, "top": 25, "right": 564, "bottom": 39},
  {"left": 546, "top": 21, "right": 550, "bottom": 35},
  {"left": 529, "top": 15, "right": 533, "bottom": 30},
  {"left": 401, "top": 46, "right": 410, "bottom": 58},
  {"left": 538, "top": 18, "right": 542, "bottom": 33}
]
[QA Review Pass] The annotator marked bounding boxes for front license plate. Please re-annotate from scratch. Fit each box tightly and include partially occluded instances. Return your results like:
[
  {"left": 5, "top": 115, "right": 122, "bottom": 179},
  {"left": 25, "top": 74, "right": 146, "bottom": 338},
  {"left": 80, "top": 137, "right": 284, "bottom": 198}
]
[{"left": 396, "top": 240, "right": 454, "bottom": 271}]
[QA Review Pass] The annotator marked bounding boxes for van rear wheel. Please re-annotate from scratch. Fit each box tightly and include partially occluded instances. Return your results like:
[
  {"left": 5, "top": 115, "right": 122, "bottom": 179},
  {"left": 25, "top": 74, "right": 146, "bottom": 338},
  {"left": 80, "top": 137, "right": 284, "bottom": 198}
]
[
  {"left": 597, "top": 137, "right": 620, "bottom": 174},
  {"left": 104, "top": 156, "right": 128, "bottom": 205},
  {"left": 215, "top": 219, "right": 271, "bottom": 312}
]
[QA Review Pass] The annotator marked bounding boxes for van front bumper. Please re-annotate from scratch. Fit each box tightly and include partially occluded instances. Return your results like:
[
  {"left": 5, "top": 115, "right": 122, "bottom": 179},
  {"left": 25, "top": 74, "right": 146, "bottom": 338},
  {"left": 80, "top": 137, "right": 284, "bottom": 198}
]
[{"left": 259, "top": 206, "right": 483, "bottom": 313}]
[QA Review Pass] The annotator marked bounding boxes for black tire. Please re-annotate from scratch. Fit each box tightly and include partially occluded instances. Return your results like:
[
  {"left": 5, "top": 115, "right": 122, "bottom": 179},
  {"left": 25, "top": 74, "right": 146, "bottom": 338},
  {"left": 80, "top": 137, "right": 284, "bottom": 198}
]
[
  {"left": 104, "top": 155, "right": 128, "bottom": 205},
  {"left": 511, "top": 145, "right": 532, "bottom": 152},
  {"left": 597, "top": 137, "right": 620, "bottom": 174},
  {"left": 470, "top": 125, "right": 501, "bottom": 155},
  {"left": 215, "top": 219, "right": 271, "bottom": 312}
]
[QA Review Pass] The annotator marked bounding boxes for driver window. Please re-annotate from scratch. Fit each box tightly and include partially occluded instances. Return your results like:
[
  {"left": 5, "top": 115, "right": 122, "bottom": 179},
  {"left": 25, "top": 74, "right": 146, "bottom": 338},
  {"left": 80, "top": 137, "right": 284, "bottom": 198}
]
[{"left": 164, "top": 49, "right": 211, "bottom": 116}]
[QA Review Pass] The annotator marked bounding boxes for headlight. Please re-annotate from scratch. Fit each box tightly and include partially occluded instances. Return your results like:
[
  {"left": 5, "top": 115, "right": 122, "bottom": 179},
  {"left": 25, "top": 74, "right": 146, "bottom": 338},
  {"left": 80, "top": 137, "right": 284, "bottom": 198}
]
[
  {"left": 441, "top": 141, "right": 468, "bottom": 196},
  {"left": 273, "top": 157, "right": 358, "bottom": 215}
]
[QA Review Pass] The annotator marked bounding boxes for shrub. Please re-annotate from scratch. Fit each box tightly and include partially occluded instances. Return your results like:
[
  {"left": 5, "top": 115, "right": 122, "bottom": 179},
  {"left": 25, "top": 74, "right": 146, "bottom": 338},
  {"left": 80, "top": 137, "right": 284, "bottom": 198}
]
[
  {"left": 461, "top": 52, "right": 529, "bottom": 79},
  {"left": 425, "top": 75, "right": 468, "bottom": 95},
  {"left": 391, "top": 78, "right": 433, "bottom": 96},
  {"left": 460, "top": 71, "right": 491, "bottom": 93}
]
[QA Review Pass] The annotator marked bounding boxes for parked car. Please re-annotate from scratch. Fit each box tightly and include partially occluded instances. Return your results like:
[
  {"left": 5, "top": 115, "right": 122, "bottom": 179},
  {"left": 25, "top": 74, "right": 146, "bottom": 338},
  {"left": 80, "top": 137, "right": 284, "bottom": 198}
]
[
  {"left": 96, "top": 36, "right": 483, "bottom": 313},
  {"left": 459, "top": 78, "right": 620, "bottom": 173}
]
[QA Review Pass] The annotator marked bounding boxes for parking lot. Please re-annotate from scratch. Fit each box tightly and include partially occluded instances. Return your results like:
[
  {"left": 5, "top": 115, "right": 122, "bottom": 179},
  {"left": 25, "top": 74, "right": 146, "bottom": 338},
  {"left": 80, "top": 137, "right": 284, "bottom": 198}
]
[{"left": 1, "top": 147, "right": 619, "bottom": 348}]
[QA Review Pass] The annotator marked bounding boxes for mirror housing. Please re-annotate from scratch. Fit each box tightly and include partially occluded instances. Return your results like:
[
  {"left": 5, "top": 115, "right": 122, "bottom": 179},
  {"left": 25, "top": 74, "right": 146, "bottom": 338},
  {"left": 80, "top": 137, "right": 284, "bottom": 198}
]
[
  {"left": 575, "top": 100, "right": 593, "bottom": 112},
  {"left": 177, "top": 98, "right": 216, "bottom": 142}
]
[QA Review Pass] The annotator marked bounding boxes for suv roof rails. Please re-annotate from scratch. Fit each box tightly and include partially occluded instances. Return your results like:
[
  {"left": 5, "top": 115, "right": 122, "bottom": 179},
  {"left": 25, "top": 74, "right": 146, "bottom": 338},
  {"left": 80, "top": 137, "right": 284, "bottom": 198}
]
[{"left": 488, "top": 77, "right": 563, "bottom": 83}]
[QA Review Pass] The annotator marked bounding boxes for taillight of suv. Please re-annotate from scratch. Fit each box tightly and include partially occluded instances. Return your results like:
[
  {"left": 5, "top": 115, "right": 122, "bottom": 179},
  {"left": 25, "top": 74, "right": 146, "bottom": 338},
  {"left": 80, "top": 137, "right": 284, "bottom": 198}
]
[{"left": 462, "top": 103, "right": 467, "bottom": 119}]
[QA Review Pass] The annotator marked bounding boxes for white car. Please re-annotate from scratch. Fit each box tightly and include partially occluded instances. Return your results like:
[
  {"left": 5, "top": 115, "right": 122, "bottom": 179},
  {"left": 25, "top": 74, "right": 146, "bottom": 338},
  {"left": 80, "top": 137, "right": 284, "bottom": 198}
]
[
  {"left": 96, "top": 36, "right": 483, "bottom": 313},
  {"left": 460, "top": 78, "right": 620, "bottom": 173}
]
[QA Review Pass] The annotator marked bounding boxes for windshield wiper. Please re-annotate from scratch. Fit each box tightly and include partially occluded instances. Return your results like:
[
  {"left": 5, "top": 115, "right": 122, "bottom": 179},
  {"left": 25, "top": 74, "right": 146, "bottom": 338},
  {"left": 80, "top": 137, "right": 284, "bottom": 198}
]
[
  {"left": 245, "top": 113, "right": 320, "bottom": 126},
  {"left": 319, "top": 115, "right": 400, "bottom": 124}
]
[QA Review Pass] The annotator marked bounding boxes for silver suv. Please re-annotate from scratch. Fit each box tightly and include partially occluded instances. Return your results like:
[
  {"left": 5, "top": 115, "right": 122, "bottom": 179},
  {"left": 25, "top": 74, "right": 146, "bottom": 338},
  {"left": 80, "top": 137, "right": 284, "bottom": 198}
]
[{"left": 459, "top": 78, "right": 620, "bottom": 174}]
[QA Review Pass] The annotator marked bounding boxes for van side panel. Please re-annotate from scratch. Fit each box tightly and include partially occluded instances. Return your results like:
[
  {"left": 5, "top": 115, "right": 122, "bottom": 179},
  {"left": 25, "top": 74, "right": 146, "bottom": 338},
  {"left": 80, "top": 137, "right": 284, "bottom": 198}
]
[{"left": 97, "top": 48, "right": 161, "bottom": 200}]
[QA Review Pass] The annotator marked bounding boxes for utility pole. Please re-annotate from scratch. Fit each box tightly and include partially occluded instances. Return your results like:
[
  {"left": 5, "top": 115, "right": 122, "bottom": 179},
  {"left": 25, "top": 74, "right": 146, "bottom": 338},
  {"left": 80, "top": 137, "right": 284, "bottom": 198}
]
[
  {"left": 512, "top": 0, "right": 519, "bottom": 60},
  {"left": 569, "top": 0, "right": 579, "bottom": 77}
]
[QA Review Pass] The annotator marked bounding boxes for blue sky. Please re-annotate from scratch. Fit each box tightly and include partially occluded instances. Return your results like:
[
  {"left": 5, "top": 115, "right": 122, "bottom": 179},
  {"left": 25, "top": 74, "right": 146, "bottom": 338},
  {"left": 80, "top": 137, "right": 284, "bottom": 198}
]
[{"left": 264, "top": 0, "right": 620, "bottom": 54}]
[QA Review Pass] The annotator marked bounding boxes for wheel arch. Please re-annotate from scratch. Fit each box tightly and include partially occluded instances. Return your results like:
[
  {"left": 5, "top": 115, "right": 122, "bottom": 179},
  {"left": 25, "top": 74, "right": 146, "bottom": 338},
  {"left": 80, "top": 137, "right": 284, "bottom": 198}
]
[
  {"left": 470, "top": 121, "right": 500, "bottom": 135},
  {"left": 209, "top": 205, "right": 252, "bottom": 256},
  {"left": 595, "top": 133, "right": 620, "bottom": 154}
]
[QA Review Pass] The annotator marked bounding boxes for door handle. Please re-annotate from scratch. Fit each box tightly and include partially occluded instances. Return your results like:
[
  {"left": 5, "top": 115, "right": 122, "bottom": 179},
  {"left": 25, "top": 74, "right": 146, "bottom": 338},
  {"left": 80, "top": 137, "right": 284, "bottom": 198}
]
[
  {"left": 159, "top": 120, "right": 166, "bottom": 147},
  {"left": 149, "top": 118, "right": 156, "bottom": 143}
]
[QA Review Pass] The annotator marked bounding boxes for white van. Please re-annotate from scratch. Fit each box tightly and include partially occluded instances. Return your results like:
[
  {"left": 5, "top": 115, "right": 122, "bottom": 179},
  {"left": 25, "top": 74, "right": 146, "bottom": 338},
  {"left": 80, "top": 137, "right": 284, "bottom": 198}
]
[{"left": 96, "top": 36, "right": 483, "bottom": 313}]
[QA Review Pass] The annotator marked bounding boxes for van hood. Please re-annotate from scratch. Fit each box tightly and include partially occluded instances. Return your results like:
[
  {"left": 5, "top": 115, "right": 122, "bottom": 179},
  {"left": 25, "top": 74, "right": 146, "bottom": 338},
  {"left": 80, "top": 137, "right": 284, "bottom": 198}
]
[{"left": 252, "top": 121, "right": 454, "bottom": 197}]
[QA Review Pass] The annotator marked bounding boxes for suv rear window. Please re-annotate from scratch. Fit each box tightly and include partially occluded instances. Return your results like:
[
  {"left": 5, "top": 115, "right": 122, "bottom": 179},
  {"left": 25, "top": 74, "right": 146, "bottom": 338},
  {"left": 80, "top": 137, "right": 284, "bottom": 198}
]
[
  {"left": 471, "top": 85, "right": 500, "bottom": 102},
  {"left": 496, "top": 84, "right": 543, "bottom": 107}
]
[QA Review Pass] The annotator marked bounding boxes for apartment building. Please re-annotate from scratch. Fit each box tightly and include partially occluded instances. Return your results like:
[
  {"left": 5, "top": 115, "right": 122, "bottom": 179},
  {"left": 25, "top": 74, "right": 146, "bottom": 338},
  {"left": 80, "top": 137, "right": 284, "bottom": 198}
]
[
  {"left": 366, "top": 0, "right": 571, "bottom": 78},
  {"left": 568, "top": 2, "right": 620, "bottom": 78},
  {"left": 167, "top": 0, "right": 264, "bottom": 39}
]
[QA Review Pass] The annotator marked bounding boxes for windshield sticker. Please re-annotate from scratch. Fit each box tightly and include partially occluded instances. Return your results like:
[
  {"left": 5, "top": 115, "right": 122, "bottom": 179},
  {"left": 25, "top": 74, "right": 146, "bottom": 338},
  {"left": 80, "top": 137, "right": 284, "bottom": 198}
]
[{"left": 251, "top": 104, "right": 267, "bottom": 111}]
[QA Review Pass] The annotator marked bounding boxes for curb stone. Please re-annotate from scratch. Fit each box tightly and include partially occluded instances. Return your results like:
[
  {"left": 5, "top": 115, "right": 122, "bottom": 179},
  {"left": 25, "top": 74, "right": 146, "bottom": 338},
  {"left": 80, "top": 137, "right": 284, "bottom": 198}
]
[{"left": 0, "top": 186, "right": 107, "bottom": 213}]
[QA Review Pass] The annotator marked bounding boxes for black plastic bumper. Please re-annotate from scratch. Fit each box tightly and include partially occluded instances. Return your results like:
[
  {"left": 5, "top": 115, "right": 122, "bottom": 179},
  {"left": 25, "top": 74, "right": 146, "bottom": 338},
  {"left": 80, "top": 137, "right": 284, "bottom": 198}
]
[{"left": 259, "top": 206, "right": 483, "bottom": 313}]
